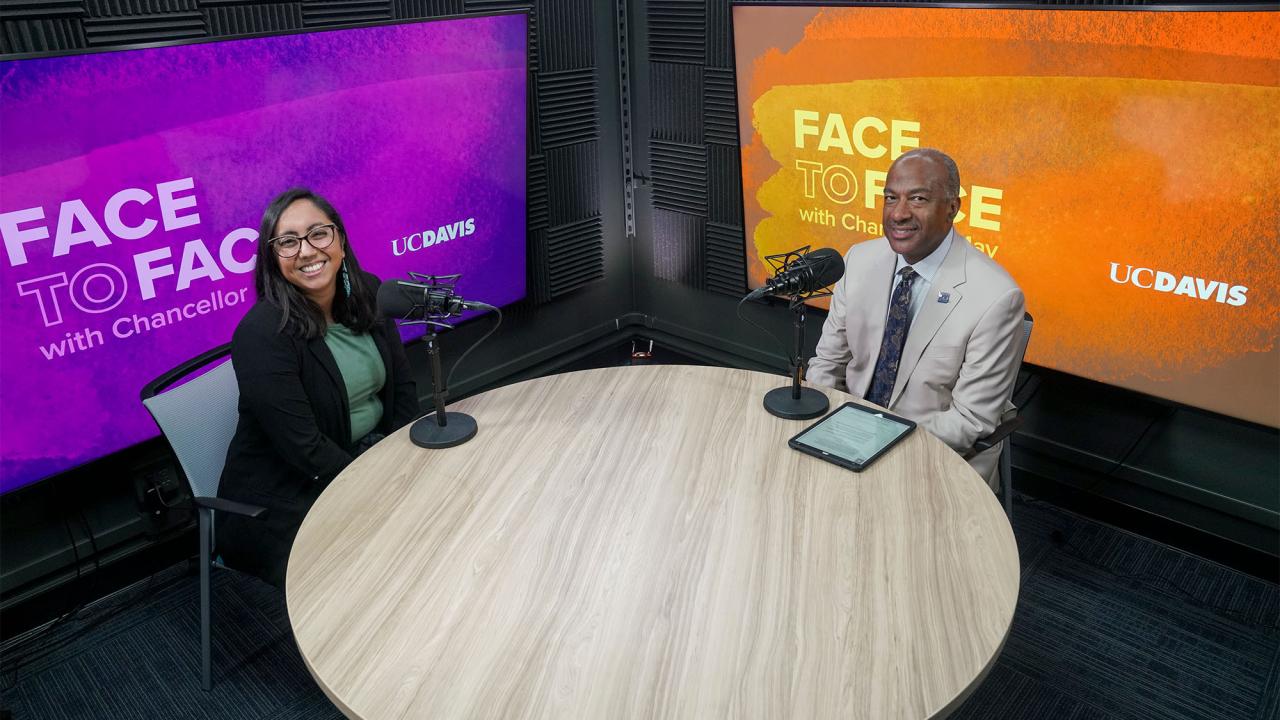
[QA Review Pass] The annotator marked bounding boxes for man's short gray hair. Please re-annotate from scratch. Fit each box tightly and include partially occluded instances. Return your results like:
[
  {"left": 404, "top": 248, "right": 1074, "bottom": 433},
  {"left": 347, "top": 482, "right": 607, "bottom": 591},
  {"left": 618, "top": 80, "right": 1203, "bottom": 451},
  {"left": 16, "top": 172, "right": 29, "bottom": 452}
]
[{"left": 896, "top": 148, "right": 961, "bottom": 200}]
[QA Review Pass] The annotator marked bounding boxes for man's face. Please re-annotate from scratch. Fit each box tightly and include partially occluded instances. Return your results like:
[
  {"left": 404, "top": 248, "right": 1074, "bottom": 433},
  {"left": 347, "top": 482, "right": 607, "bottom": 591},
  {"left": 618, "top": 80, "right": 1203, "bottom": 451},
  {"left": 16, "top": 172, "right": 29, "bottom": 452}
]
[{"left": 881, "top": 156, "right": 960, "bottom": 264}]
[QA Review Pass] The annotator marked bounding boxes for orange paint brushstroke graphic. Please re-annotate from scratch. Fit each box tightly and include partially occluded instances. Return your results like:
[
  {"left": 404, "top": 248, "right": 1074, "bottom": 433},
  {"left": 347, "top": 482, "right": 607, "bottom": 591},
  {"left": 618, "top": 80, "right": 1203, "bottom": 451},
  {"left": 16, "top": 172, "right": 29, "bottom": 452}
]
[{"left": 736, "top": 7, "right": 1280, "bottom": 426}]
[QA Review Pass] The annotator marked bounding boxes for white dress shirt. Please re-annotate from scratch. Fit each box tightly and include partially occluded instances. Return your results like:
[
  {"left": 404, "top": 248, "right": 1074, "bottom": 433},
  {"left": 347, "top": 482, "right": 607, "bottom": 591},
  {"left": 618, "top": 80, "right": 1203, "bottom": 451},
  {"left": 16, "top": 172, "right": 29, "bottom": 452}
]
[{"left": 889, "top": 229, "right": 954, "bottom": 322}]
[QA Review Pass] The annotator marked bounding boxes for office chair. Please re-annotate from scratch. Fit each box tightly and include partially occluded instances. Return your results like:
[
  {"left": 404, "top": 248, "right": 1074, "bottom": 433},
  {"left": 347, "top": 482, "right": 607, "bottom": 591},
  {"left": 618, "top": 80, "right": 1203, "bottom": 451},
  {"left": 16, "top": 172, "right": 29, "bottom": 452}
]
[
  {"left": 141, "top": 343, "right": 265, "bottom": 691},
  {"left": 964, "top": 312, "right": 1035, "bottom": 519}
]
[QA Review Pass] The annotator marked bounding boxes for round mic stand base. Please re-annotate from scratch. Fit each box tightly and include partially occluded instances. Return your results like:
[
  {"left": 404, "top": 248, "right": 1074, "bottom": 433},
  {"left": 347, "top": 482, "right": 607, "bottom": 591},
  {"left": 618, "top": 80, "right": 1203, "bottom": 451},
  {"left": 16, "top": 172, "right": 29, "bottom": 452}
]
[
  {"left": 763, "top": 385, "right": 829, "bottom": 420},
  {"left": 410, "top": 412, "right": 478, "bottom": 449},
  {"left": 412, "top": 328, "right": 478, "bottom": 449},
  {"left": 763, "top": 292, "right": 830, "bottom": 421}
]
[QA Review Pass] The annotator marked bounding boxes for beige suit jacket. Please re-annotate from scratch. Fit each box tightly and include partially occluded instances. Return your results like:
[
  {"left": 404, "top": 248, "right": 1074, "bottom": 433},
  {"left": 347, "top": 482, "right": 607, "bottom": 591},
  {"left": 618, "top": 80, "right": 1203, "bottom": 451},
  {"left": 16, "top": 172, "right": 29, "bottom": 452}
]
[{"left": 807, "top": 230, "right": 1026, "bottom": 487}]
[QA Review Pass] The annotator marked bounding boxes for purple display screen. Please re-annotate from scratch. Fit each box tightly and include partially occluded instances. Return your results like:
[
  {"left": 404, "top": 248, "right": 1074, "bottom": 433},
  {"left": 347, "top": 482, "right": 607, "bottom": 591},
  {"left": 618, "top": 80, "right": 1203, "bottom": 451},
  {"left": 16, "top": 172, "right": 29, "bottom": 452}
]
[{"left": 0, "top": 14, "right": 528, "bottom": 493}]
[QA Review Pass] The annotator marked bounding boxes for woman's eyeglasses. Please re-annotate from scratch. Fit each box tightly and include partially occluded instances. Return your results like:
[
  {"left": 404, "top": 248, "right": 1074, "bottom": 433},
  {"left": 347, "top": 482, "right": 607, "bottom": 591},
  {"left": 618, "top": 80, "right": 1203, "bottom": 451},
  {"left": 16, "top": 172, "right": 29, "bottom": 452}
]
[{"left": 269, "top": 224, "right": 337, "bottom": 258}]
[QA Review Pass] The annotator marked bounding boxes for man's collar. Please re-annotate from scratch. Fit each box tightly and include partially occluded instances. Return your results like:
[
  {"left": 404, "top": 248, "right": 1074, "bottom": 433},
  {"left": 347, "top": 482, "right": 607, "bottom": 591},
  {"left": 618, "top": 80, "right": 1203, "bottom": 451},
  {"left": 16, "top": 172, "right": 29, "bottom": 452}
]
[{"left": 894, "top": 227, "right": 955, "bottom": 284}]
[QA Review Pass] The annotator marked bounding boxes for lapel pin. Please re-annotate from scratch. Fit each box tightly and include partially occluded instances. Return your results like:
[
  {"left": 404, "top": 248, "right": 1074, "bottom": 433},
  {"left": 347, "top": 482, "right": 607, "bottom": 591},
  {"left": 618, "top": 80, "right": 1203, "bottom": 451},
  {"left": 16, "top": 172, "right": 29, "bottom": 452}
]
[{"left": 937, "top": 291, "right": 951, "bottom": 304}]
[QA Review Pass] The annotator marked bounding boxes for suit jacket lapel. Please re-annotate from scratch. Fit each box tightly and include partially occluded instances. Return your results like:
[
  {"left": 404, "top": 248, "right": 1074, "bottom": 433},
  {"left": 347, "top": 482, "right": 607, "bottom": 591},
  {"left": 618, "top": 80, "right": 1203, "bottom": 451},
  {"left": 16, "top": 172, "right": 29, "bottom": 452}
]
[
  {"left": 891, "top": 232, "right": 967, "bottom": 407},
  {"left": 308, "top": 333, "right": 352, "bottom": 433},
  {"left": 849, "top": 242, "right": 897, "bottom": 397},
  {"left": 308, "top": 334, "right": 342, "bottom": 389},
  {"left": 370, "top": 324, "right": 398, "bottom": 431}
]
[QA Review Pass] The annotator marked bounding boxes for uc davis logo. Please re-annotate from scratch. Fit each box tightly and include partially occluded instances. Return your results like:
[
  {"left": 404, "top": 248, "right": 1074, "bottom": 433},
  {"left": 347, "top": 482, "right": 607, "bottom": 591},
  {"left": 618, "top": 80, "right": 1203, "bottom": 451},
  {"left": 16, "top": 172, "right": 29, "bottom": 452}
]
[{"left": 1108, "top": 263, "right": 1247, "bottom": 307}]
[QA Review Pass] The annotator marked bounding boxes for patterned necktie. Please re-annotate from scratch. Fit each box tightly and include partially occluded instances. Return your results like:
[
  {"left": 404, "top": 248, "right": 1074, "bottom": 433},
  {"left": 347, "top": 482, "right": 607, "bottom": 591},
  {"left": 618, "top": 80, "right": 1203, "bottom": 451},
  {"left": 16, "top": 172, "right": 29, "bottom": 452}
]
[{"left": 865, "top": 266, "right": 918, "bottom": 408}]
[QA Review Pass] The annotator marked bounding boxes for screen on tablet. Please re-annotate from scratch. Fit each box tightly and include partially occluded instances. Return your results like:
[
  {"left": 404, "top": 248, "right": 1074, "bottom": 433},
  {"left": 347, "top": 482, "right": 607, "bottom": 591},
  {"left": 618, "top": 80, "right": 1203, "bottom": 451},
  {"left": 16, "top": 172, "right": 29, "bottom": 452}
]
[{"left": 791, "top": 403, "right": 913, "bottom": 468}]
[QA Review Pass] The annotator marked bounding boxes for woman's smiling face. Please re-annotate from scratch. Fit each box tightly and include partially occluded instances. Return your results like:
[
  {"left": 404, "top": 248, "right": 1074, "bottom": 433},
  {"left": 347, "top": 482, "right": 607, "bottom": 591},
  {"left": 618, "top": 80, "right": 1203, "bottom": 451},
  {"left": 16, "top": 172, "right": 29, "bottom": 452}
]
[{"left": 272, "top": 199, "right": 346, "bottom": 307}]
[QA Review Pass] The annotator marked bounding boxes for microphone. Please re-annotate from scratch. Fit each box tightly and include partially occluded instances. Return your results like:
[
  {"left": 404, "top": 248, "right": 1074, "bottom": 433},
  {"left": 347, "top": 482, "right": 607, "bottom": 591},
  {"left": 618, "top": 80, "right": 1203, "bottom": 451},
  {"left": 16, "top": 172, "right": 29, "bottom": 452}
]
[
  {"left": 376, "top": 279, "right": 486, "bottom": 320},
  {"left": 746, "top": 246, "right": 845, "bottom": 300}
]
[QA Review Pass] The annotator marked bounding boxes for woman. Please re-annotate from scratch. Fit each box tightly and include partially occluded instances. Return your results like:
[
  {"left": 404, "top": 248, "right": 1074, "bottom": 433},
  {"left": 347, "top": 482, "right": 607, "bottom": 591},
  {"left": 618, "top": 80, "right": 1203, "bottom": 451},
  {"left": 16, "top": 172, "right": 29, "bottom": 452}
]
[{"left": 218, "top": 188, "right": 419, "bottom": 588}]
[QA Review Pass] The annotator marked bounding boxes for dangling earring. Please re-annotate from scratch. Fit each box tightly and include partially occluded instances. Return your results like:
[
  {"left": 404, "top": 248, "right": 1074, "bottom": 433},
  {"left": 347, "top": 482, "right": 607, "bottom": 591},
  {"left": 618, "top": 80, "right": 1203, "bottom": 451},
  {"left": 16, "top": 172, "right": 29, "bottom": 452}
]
[{"left": 341, "top": 259, "right": 351, "bottom": 296}]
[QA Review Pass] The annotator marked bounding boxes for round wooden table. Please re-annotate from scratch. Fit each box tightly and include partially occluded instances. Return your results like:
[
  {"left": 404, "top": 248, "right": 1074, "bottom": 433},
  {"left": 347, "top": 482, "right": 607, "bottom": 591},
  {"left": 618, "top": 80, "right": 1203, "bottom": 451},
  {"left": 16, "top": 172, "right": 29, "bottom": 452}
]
[{"left": 287, "top": 365, "right": 1019, "bottom": 719}]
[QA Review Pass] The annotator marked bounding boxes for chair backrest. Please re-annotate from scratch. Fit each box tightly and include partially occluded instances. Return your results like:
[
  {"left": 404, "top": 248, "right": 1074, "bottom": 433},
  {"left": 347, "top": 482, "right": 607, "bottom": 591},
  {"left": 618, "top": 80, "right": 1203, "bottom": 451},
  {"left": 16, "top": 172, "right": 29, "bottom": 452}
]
[
  {"left": 1020, "top": 312, "right": 1034, "bottom": 359},
  {"left": 141, "top": 345, "right": 238, "bottom": 499},
  {"left": 1011, "top": 312, "right": 1035, "bottom": 404}
]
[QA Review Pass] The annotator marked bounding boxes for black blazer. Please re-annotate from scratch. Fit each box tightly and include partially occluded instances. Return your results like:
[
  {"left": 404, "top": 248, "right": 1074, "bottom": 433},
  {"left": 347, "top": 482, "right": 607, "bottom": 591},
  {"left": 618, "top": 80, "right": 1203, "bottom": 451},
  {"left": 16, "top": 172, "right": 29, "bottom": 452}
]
[{"left": 217, "top": 273, "right": 419, "bottom": 587}]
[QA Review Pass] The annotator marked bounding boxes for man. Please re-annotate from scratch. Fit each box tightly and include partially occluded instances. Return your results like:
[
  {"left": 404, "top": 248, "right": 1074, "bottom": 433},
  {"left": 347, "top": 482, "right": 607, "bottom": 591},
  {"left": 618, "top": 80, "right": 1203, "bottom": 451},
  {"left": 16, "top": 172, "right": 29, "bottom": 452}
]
[{"left": 807, "top": 148, "right": 1026, "bottom": 488}]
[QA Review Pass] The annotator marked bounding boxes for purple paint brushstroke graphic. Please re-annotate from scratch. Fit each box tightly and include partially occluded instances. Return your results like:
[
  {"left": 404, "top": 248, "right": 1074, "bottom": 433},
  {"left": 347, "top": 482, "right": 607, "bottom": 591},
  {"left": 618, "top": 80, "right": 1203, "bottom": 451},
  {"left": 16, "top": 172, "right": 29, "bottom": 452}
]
[{"left": 0, "top": 15, "right": 527, "bottom": 492}]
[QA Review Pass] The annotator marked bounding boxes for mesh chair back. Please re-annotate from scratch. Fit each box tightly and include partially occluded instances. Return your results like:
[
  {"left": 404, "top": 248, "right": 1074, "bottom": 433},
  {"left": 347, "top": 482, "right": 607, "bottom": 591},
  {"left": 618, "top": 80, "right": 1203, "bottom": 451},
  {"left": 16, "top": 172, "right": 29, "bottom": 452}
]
[
  {"left": 1019, "top": 314, "right": 1034, "bottom": 367},
  {"left": 1009, "top": 313, "right": 1035, "bottom": 406},
  {"left": 143, "top": 359, "right": 239, "bottom": 499},
  {"left": 998, "top": 312, "right": 1035, "bottom": 516}
]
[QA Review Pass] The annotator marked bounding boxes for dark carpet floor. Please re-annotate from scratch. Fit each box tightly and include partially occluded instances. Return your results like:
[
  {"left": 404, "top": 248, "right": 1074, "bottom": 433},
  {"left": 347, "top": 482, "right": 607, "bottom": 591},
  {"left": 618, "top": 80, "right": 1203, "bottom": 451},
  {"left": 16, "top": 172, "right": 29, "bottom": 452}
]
[{"left": 2, "top": 495, "right": 1276, "bottom": 720}]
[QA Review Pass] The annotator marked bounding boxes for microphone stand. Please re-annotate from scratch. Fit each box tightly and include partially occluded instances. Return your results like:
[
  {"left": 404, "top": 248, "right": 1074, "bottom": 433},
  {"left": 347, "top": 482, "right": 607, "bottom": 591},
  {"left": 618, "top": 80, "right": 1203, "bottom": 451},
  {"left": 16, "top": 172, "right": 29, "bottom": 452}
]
[
  {"left": 411, "top": 328, "right": 478, "bottom": 449},
  {"left": 762, "top": 295, "right": 830, "bottom": 420},
  {"left": 402, "top": 272, "right": 478, "bottom": 449},
  {"left": 754, "top": 247, "right": 832, "bottom": 421}
]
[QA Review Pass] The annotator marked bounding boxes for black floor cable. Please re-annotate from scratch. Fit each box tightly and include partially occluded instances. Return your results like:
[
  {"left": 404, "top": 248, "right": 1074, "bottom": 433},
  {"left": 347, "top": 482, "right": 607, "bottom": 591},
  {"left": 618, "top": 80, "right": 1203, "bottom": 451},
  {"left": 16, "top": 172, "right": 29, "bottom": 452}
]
[
  {"left": 0, "top": 479, "right": 90, "bottom": 689},
  {"left": 1, "top": 476, "right": 177, "bottom": 689},
  {"left": 0, "top": 568, "right": 183, "bottom": 690},
  {"left": 1093, "top": 405, "right": 1178, "bottom": 484}
]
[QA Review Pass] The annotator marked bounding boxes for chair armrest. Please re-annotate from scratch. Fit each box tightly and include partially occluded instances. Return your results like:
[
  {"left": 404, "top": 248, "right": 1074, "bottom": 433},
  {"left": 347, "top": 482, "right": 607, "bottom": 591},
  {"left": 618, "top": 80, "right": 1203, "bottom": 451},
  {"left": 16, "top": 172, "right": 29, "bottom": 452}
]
[
  {"left": 193, "top": 495, "right": 267, "bottom": 518},
  {"left": 961, "top": 416, "right": 1024, "bottom": 460}
]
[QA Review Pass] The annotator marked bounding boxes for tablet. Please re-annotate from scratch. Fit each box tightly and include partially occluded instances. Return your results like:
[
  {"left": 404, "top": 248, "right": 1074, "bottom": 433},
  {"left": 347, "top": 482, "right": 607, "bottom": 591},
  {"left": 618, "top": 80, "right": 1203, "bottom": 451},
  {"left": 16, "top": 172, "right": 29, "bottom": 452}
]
[{"left": 788, "top": 402, "right": 916, "bottom": 472}]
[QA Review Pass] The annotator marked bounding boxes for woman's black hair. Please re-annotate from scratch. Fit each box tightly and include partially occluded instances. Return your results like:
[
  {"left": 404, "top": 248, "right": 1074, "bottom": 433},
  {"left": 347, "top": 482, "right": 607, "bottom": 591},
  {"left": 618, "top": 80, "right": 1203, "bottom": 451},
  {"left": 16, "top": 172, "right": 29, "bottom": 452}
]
[{"left": 254, "top": 188, "right": 378, "bottom": 338}]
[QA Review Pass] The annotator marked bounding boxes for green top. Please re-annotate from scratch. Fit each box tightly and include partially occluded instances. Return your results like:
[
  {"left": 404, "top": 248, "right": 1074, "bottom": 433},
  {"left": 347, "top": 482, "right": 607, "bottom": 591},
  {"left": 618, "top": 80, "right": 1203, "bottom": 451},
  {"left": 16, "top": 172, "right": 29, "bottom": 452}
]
[{"left": 324, "top": 324, "right": 386, "bottom": 443}]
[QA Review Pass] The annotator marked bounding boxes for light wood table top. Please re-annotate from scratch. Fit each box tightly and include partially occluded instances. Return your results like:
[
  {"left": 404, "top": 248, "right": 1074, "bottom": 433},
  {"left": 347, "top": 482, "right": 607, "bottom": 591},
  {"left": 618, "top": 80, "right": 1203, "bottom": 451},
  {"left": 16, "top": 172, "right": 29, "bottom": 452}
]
[{"left": 287, "top": 365, "right": 1020, "bottom": 720}]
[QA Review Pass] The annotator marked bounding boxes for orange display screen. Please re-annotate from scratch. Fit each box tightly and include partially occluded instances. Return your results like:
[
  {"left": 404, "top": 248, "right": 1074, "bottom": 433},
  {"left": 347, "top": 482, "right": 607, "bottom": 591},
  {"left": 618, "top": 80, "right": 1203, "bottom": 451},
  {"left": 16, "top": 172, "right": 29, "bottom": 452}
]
[{"left": 734, "top": 5, "right": 1279, "bottom": 427}]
